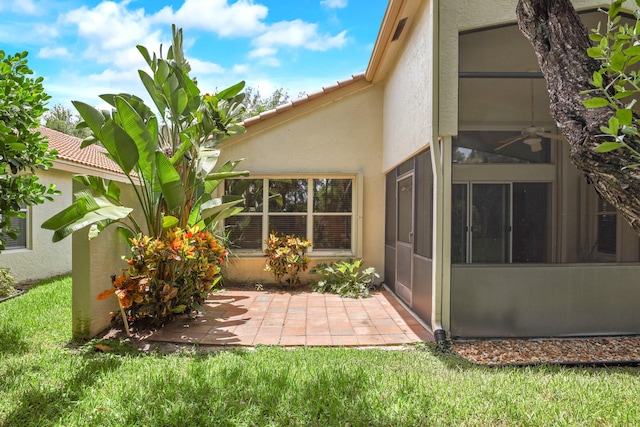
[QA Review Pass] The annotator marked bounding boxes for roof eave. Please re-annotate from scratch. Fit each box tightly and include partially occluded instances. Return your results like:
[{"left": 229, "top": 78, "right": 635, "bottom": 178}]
[
  {"left": 52, "top": 159, "right": 130, "bottom": 183},
  {"left": 365, "top": 0, "right": 423, "bottom": 83},
  {"left": 228, "top": 73, "right": 371, "bottom": 143}
]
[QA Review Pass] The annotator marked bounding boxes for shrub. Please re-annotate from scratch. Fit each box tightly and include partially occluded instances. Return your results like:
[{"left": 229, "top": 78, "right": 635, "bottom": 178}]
[
  {"left": 311, "top": 259, "right": 379, "bottom": 298},
  {"left": 98, "top": 226, "right": 227, "bottom": 325},
  {"left": 0, "top": 268, "right": 17, "bottom": 298},
  {"left": 264, "top": 232, "right": 311, "bottom": 287}
]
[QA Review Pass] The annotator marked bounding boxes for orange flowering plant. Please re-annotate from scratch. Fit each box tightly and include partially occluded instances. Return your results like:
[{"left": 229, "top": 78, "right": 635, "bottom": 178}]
[
  {"left": 97, "top": 225, "right": 228, "bottom": 323},
  {"left": 264, "top": 232, "right": 311, "bottom": 288}
]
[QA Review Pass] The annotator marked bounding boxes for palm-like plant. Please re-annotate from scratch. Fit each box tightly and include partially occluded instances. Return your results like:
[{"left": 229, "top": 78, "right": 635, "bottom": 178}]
[{"left": 43, "top": 26, "right": 249, "bottom": 242}]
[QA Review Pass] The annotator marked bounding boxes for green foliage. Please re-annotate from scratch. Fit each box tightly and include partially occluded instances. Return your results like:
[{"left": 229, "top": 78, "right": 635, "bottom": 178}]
[
  {"left": 241, "top": 86, "right": 305, "bottom": 119},
  {"left": 0, "top": 268, "right": 17, "bottom": 298},
  {"left": 583, "top": 0, "right": 640, "bottom": 167},
  {"left": 311, "top": 258, "right": 379, "bottom": 298},
  {"left": 43, "top": 104, "right": 91, "bottom": 138},
  {"left": 42, "top": 26, "right": 249, "bottom": 243},
  {"left": 5, "top": 276, "right": 640, "bottom": 426},
  {"left": 98, "top": 226, "right": 227, "bottom": 324},
  {"left": 264, "top": 232, "right": 311, "bottom": 287},
  {"left": 0, "top": 50, "right": 59, "bottom": 251}
]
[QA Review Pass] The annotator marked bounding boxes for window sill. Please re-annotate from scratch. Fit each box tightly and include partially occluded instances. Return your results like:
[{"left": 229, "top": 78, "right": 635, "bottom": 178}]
[{"left": 231, "top": 250, "right": 356, "bottom": 259}]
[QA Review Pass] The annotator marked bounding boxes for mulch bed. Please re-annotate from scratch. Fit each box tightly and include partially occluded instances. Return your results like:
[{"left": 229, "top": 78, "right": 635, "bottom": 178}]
[{"left": 453, "top": 337, "right": 640, "bottom": 366}]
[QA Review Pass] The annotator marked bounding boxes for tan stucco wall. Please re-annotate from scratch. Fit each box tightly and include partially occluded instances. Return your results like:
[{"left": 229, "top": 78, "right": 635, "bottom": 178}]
[
  {"left": 0, "top": 168, "right": 73, "bottom": 283},
  {"left": 72, "top": 182, "right": 139, "bottom": 339},
  {"left": 219, "top": 84, "right": 385, "bottom": 284},
  {"left": 382, "top": 1, "right": 434, "bottom": 172}
]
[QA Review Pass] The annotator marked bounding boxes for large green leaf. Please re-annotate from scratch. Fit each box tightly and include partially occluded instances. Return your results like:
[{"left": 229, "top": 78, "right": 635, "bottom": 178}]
[
  {"left": 112, "top": 123, "right": 140, "bottom": 175},
  {"left": 155, "top": 152, "right": 184, "bottom": 212},
  {"left": 171, "top": 87, "right": 189, "bottom": 116},
  {"left": 170, "top": 131, "right": 195, "bottom": 165},
  {"left": 42, "top": 190, "right": 133, "bottom": 242},
  {"left": 203, "top": 159, "right": 247, "bottom": 193},
  {"left": 139, "top": 70, "right": 167, "bottom": 115},
  {"left": 115, "top": 96, "right": 155, "bottom": 180},
  {"left": 73, "top": 175, "right": 121, "bottom": 203},
  {"left": 216, "top": 81, "right": 245, "bottom": 101},
  {"left": 199, "top": 195, "right": 244, "bottom": 223},
  {"left": 197, "top": 147, "right": 221, "bottom": 178},
  {"left": 84, "top": 120, "right": 138, "bottom": 176},
  {"left": 204, "top": 170, "right": 250, "bottom": 194},
  {"left": 72, "top": 101, "right": 106, "bottom": 137}
]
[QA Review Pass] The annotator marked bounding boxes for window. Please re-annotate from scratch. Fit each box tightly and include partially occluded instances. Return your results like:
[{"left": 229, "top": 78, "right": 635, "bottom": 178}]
[
  {"left": 597, "top": 198, "right": 617, "bottom": 255},
  {"left": 225, "top": 177, "right": 355, "bottom": 254},
  {"left": 452, "top": 182, "right": 551, "bottom": 263},
  {"left": 453, "top": 130, "right": 552, "bottom": 164},
  {"left": 1, "top": 208, "right": 29, "bottom": 250},
  {"left": 414, "top": 149, "right": 433, "bottom": 258}
]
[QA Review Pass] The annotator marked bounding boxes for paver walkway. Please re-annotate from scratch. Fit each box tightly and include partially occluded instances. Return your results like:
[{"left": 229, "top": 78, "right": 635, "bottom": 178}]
[{"left": 149, "top": 288, "right": 433, "bottom": 347}]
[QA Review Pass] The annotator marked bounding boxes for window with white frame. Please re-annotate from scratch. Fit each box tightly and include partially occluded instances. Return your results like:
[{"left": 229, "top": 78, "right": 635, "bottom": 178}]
[
  {"left": 225, "top": 177, "right": 355, "bottom": 255},
  {"left": 1, "top": 207, "right": 29, "bottom": 250}
]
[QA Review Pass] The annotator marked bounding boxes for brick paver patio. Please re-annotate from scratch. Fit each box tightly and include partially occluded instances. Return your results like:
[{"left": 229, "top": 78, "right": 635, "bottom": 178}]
[{"left": 149, "top": 288, "right": 434, "bottom": 347}]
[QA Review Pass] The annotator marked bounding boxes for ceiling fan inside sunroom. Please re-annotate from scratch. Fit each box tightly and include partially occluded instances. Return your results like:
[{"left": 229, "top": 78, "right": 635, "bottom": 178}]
[{"left": 495, "top": 80, "right": 565, "bottom": 153}]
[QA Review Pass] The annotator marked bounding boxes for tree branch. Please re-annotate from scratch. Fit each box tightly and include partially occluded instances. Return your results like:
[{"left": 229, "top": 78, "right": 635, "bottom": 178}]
[{"left": 517, "top": 0, "right": 640, "bottom": 234}]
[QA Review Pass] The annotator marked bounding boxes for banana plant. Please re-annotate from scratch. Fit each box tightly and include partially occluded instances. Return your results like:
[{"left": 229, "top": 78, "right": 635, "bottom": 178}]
[{"left": 42, "top": 25, "right": 249, "bottom": 242}]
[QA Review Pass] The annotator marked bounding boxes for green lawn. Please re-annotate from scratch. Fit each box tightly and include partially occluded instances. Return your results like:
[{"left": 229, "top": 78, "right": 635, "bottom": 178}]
[{"left": 1, "top": 276, "right": 639, "bottom": 426}]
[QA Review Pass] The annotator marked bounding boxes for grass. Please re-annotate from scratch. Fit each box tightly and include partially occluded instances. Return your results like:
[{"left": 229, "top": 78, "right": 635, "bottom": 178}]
[{"left": 1, "top": 276, "right": 639, "bottom": 426}]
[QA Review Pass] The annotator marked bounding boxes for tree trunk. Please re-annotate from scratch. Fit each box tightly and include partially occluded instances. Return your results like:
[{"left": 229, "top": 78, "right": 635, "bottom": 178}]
[{"left": 516, "top": 0, "right": 640, "bottom": 235}]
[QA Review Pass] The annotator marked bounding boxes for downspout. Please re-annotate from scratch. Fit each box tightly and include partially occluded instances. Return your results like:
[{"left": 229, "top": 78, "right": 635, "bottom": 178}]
[
  {"left": 431, "top": 136, "right": 446, "bottom": 343},
  {"left": 430, "top": 0, "right": 447, "bottom": 343}
]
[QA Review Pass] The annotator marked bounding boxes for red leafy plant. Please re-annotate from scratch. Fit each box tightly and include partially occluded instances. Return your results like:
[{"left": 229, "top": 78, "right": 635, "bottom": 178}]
[
  {"left": 264, "top": 232, "right": 311, "bottom": 288},
  {"left": 98, "top": 226, "right": 227, "bottom": 324}
]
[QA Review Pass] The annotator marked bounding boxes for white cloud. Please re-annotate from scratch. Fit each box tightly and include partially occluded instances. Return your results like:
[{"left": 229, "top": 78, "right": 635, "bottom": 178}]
[
  {"left": 38, "top": 46, "right": 70, "bottom": 59},
  {"left": 0, "top": 0, "right": 38, "bottom": 14},
  {"left": 64, "top": 2, "right": 159, "bottom": 50},
  {"left": 321, "top": 0, "right": 348, "bottom": 9},
  {"left": 232, "top": 64, "right": 249, "bottom": 75},
  {"left": 251, "top": 20, "right": 348, "bottom": 57},
  {"left": 257, "top": 56, "right": 280, "bottom": 67},
  {"left": 248, "top": 46, "right": 277, "bottom": 59},
  {"left": 44, "top": 68, "right": 147, "bottom": 111},
  {"left": 61, "top": 1, "right": 171, "bottom": 79},
  {"left": 33, "top": 24, "right": 59, "bottom": 39},
  {"left": 153, "top": 0, "right": 268, "bottom": 37},
  {"left": 188, "top": 57, "right": 225, "bottom": 75}
]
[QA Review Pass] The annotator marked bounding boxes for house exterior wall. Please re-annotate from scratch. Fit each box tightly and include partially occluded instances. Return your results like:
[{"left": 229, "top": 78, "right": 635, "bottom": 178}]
[
  {"left": 382, "top": 1, "right": 434, "bottom": 171},
  {"left": 218, "top": 84, "right": 385, "bottom": 284},
  {"left": 442, "top": 0, "right": 640, "bottom": 338},
  {"left": 0, "top": 168, "right": 73, "bottom": 283},
  {"left": 451, "top": 264, "right": 640, "bottom": 337},
  {"left": 72, "top": 181, "right": 139, "bottom": 339}
]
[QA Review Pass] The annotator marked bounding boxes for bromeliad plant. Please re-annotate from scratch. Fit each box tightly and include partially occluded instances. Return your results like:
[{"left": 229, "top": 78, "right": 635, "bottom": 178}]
[
  {"left": 42, "top": 25, "right": 249, "bottom": 244},
  {"left": 98, "top": 226, "right": 226, "bottom": 323},
  {"left": 0, "top": 268, "right": 17, "bottom": 299},
  {"left": 264, "top": 232, "right": 312, "bottom": 288}
]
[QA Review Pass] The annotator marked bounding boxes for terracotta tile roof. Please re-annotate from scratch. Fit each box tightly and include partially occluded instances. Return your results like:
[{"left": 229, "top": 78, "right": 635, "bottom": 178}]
[
  {"left": 241, "top": 72, "right": 368, "bottom": 127},
  {"left": 37, "top": 127, "right": 124, "bottom": 174}
]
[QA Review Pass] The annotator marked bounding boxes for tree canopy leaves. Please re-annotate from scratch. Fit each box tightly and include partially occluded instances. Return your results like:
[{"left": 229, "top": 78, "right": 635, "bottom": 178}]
[{"left": 0, "top": 50, "right": 59, "bottom": 251}]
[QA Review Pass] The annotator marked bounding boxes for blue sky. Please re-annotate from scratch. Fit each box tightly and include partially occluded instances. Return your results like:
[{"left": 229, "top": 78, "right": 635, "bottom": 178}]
[{"left": 0, "top": 0, "right": 387, "bottom": 111}]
